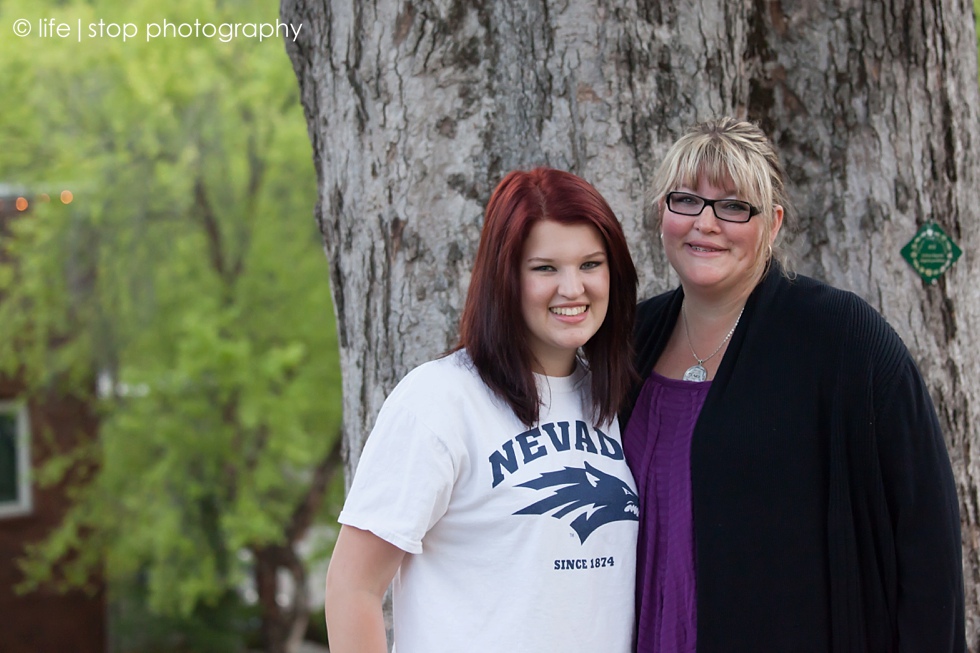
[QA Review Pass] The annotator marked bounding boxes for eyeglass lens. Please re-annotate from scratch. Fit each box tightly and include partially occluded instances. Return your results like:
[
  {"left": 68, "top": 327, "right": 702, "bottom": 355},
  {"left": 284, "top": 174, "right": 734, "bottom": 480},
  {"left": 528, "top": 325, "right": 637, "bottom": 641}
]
[{"left": 667, "top": 192, "right": 753, "bottom": 223}]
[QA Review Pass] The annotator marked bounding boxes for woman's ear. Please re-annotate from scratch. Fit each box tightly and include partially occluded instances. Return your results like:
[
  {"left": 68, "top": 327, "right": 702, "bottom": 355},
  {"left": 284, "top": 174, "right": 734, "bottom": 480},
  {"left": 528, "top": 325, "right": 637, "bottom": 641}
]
[
  {"left": 770, "top": 204, "right": 784, "bottom": 243},
  {"left": 656, "top": 197, "right": 666, "bottom": 240}
]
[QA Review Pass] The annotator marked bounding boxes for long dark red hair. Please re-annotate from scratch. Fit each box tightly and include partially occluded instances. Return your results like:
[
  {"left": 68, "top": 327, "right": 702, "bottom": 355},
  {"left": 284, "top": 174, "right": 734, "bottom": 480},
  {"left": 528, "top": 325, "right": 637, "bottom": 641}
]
[{"left": 456, "top": 167, "right": 637, "bottom": 426}]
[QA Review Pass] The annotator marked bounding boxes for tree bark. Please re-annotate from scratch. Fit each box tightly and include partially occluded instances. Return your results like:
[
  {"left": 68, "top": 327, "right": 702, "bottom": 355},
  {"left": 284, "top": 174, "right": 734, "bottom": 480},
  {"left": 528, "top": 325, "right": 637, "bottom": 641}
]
[
  {"left": 253, "top": 544, "right": 307, "bottom": 653},
  {"left": 250, "top": 437, "right": 342, "bottom": 653},
  {"left": 281, "top": 0, "right": 980, "bottom": 646}
]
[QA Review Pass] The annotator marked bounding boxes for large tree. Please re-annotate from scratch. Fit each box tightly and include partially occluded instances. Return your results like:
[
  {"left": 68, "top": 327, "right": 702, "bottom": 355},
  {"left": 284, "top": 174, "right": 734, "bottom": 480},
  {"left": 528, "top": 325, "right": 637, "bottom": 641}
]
[{"left": 281, "top": 0, "right": 980, "bottom": 645}]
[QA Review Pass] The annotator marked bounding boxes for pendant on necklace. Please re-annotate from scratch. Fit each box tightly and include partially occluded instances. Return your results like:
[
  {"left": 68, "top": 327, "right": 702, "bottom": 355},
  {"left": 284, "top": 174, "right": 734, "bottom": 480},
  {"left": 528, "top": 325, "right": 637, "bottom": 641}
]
[{"left": 683, "top": 363, "right": 708, "bottom": 382}]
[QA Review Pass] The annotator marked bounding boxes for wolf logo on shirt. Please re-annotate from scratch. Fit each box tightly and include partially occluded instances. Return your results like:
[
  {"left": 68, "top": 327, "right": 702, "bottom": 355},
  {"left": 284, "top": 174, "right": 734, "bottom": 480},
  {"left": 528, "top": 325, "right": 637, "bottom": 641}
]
[{"left": 514, "top": 462, "right": 639, "bottom": 543}]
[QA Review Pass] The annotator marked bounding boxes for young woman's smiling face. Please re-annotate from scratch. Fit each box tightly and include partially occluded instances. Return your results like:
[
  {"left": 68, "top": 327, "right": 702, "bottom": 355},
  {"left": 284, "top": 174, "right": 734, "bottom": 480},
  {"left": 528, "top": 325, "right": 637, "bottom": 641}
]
[{"left": 520, "top": 220, "right": 609, "bottom": 377}]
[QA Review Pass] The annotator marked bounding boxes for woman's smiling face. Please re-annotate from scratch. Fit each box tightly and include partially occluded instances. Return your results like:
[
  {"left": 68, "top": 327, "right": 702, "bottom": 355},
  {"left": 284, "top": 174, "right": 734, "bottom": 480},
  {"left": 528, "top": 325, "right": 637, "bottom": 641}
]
[
  {"left": 661, "top": 176, "right": 782, "bottom": 300},
  {"left": 520, "top": 219, "right": 610, "bottom": 377}
]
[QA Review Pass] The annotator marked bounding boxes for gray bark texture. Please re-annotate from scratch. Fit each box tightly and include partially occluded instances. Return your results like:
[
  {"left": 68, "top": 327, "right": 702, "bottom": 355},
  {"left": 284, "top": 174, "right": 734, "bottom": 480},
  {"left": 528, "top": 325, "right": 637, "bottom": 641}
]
[{"left": 281, "top": 0, "right": 980, "bottom": 645}]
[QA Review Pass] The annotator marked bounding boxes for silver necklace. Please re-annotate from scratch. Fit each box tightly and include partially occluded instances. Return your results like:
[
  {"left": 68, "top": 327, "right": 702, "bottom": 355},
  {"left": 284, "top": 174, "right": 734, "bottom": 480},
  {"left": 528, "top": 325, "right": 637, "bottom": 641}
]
[{"left": 681, "top": 303, "right": 744, "bottom": 382}]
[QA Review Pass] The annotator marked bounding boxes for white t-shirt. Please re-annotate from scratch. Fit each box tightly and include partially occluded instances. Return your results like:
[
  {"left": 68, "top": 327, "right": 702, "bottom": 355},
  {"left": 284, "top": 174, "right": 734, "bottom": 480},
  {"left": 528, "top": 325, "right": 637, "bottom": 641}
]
[{"left": 339, "top": 350, "right": 638, "bottom": 653}]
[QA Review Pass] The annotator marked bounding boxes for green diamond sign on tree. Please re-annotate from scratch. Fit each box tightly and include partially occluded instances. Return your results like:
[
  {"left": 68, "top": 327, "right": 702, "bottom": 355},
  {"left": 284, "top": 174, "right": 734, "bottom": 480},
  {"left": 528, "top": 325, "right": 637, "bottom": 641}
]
[{"left": 900, "top": 222, "right": 962, "bottom": 284}]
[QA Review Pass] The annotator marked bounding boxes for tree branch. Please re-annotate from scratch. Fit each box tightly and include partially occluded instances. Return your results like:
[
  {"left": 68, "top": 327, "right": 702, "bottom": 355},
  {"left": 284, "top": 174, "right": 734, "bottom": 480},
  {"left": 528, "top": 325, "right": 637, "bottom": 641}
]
[{"left": 286, "top": 431, "right": 343, "bottom": 543}]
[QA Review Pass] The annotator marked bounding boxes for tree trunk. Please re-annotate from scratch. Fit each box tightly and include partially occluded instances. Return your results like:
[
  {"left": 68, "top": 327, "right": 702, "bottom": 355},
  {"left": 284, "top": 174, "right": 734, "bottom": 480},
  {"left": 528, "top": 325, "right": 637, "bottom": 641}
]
[
  {"left": 281, "top": 0, "right": 980, "bottom": 646},
  {"left": 251, "top": 438, "right": 341, "bottom": 652},
  {"left": 253, "top": 544, "right": 309, "bottom": 653}
]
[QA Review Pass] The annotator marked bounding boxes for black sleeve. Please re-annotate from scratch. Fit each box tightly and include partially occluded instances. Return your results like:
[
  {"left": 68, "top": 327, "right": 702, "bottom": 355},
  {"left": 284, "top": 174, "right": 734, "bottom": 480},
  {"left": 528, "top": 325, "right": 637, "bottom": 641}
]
[{"left": 875, "top": 354, "right": 965, "bottom": 652}]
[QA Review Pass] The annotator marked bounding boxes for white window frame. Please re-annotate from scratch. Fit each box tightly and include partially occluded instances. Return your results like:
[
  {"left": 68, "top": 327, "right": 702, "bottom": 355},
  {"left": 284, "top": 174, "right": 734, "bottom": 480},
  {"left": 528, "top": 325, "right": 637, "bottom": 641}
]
[{"left": 0, "top": 401, "right": 31, "bottom": 518}]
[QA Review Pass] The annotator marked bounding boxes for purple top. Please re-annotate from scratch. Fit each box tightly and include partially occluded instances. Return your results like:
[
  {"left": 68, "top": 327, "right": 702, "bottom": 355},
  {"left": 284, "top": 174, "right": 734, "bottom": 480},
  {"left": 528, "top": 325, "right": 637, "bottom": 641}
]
[{"left": 623, "top": 371, "right": 711, "bottom": 653}]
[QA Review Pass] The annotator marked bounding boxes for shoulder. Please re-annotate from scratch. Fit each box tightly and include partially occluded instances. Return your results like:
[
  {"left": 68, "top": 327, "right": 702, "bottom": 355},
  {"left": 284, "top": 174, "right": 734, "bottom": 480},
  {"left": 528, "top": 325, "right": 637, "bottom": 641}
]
[
  {"left": 772, "top": 273, "right": 885, "bottom": 330},
  {"left": 386, "top": 349, "right": 487, "bottom": 406},
  {"left": 770, "top": 272, "right": 910, "bottom": 370},
  {"left": 368, "top": 350, "right": 498, "bottom": 456},
  {"left": 636, "top": 289, "right": 676, "bottom": 323},
  {"left": 770, "top": 272, "right": 852, "bottom": 315},
  {"left": 634, "top": 288, "right": 680, "bottom": 341},
  {"left": 380, "top": 350, "right": 517, "bottom": 433}
]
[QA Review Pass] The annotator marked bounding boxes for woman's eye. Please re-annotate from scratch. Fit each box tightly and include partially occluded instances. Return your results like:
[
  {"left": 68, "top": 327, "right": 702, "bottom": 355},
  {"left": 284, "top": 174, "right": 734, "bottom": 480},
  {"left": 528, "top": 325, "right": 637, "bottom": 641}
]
[
  {"left": 532, "top": 265, "right": 555, "bottom": 272},
  {"left": 581, "top": 261, "right": 603, "bottom": 270}
]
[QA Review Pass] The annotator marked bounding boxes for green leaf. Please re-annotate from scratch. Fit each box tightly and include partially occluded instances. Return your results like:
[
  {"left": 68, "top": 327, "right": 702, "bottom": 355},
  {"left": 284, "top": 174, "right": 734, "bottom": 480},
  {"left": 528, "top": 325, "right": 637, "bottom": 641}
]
[{"left": 2, "top": 0, "right": 342, "bottom": 628}]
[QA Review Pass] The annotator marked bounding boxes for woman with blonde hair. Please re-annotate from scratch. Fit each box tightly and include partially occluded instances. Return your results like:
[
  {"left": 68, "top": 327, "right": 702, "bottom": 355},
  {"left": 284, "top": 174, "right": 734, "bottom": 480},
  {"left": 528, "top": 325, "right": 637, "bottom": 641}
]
[{"left": 623, "top": 117, "right": 965, "bottom": 652}]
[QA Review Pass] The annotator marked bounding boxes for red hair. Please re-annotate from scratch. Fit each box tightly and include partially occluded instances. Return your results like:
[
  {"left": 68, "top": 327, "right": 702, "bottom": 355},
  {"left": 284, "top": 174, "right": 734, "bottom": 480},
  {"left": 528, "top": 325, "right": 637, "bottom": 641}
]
[{"left": 456, "top": 167, "right": 637, "bottom": 426}]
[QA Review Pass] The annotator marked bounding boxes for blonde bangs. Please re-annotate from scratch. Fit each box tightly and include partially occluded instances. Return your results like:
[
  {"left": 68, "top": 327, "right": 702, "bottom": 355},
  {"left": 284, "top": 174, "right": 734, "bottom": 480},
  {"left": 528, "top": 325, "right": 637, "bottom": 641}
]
[{"left": 649, "top": 127, "right": 776, "bottom": 226}]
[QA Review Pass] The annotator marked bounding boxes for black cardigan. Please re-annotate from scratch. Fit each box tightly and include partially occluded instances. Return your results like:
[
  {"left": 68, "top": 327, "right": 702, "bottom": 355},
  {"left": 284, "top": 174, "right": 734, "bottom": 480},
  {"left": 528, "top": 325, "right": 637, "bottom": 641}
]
[{"left": 624, "top": 266, "right": 965, "bottom": 652}]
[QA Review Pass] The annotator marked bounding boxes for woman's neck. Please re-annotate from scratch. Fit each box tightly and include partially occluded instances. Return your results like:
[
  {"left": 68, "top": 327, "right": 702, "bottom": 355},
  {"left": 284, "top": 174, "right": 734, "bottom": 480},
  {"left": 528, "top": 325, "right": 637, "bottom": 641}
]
[
  {"left": 680, "top": 261, "right": 763, "bottom": 325},
  {"left": 681, "top": 292, "right": 747, "bottom": 328}
]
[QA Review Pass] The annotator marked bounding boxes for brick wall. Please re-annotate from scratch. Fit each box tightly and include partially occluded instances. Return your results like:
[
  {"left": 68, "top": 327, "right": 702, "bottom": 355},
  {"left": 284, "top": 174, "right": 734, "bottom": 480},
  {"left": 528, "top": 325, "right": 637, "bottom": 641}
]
[{"left": 0, "top": 379, "right": 106, "bottom": 653}]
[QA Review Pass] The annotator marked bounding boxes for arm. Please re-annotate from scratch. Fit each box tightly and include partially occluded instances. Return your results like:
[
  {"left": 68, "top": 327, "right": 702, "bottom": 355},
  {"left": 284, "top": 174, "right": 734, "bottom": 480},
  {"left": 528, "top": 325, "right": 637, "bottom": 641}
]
[
  {"left": 877, "top": 357, "right": 965, "bottom": 652},
  {"left": 325, "top": 525, "right": 407, "bottom": 653}
]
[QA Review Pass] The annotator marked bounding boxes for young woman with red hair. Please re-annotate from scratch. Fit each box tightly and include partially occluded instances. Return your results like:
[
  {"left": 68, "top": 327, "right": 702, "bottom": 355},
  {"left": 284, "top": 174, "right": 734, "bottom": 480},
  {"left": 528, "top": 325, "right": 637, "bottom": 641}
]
[{"left": 325, "top": 167, "right": 639, "bottom": 653}]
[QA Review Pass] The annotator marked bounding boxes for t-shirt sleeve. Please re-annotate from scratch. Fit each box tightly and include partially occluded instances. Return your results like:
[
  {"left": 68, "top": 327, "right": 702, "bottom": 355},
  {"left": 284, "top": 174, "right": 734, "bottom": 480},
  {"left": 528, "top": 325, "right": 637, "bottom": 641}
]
[{"left": 338, "top": 396, "right": 457, "bottom": 555}]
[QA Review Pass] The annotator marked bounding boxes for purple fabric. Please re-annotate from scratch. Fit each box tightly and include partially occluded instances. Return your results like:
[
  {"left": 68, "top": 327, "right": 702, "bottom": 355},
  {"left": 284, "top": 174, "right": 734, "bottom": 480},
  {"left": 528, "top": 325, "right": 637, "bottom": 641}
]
[{"left": 624, "top": 371, "right": 710, "bottom": 653}]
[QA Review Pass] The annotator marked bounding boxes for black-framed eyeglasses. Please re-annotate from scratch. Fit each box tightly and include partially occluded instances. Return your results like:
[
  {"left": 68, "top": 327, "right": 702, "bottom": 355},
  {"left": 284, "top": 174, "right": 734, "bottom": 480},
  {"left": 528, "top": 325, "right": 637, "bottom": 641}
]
[{"left": 665, "top": 191, "right": 760, "bottom": 223}]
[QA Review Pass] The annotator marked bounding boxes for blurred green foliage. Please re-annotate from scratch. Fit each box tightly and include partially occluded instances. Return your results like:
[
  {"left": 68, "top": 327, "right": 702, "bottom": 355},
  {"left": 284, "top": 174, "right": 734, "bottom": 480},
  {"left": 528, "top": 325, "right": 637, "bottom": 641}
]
[
  {"left": 0, "top": 0, "right": 342, "bottom": 645},
  {"left": 110, "top": 581, "right": 265, "bottom": 653}
]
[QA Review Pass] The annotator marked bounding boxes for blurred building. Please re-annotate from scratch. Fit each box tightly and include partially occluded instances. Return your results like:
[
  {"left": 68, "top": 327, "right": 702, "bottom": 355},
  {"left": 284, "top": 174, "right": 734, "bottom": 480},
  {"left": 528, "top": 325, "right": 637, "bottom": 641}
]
[{"left": 0, "top": 185, "right": 107, "bottom": 653}]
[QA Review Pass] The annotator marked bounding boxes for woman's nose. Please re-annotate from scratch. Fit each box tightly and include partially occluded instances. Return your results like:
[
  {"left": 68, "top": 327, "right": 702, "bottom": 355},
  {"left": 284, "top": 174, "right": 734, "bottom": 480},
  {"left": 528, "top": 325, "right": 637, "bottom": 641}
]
[
  {"left": 558, "top": 270, "right": 585, "bottom": 298},
  {"left": 694, "top": 205, "right": 722, "bottom": 231}
]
